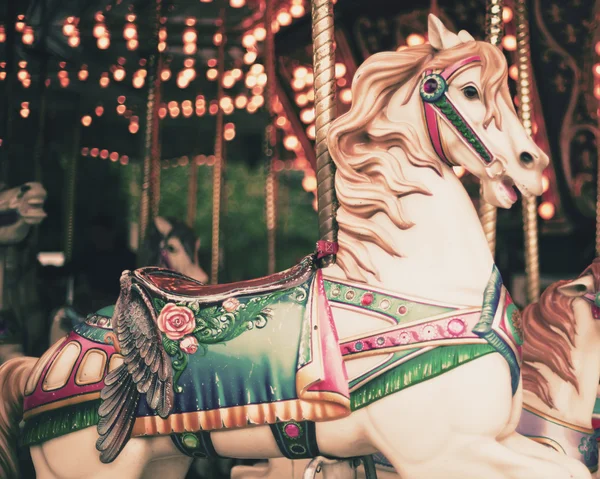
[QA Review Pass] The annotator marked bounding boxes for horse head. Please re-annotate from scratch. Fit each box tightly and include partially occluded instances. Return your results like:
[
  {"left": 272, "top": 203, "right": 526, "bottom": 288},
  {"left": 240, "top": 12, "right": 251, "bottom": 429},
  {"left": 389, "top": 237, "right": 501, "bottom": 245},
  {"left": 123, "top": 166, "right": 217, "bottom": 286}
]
[
  {"left": 150, "top": 216, "right": 209, "bottom": 284},
  {"left": 0, "top": 182, "right": 47, "bottom": 245}
]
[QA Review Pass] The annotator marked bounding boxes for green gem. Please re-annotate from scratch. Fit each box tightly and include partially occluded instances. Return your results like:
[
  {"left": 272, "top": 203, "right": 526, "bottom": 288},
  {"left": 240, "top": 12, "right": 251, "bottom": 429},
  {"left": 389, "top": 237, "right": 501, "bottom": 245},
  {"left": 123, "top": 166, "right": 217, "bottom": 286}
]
[
  {"left": 595, "top": 292, "right": 600, "bottom": 308},
  {"left": 182, "top": 433, "right": 200, "bottom": 450}
]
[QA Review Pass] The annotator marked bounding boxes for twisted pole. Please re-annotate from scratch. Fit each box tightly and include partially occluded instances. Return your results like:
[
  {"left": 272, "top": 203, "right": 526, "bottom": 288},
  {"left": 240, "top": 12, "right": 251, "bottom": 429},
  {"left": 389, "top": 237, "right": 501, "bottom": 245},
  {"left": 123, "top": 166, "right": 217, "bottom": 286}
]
[
  {"left": 312, "top": 0, "right": 338, "bottom": 266},
  {"left": 515, "top": 0, "right": 540, "bottom": 302},
  {"left": 211, "top": 9, "right": 226, "bottom": 284},
  {"left": 186, "top": 157, "right": 198, "bottom": 227},
  {"left": 138, "top": 0, "right": 162, "bottom": 259},
  {"left": 478, "top": 0, "right": 504, "bottom": 256},
  {"left": 264, "top": 0, "right": 277, "bottom": 274}
]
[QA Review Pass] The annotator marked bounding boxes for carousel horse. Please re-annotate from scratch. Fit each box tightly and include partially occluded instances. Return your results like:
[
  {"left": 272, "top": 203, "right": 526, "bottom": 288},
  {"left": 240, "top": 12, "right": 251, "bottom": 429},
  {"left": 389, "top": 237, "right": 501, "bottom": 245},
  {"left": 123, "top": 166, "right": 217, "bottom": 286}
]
[
  {"left": 0, "top": 182, "right": 47, "bottom": 363},
  {"left": 49, "top": 216, "right": 209, "bottom": 348},
  {"left": 0, "top": 16, "right": 591, "bottom": 479}
]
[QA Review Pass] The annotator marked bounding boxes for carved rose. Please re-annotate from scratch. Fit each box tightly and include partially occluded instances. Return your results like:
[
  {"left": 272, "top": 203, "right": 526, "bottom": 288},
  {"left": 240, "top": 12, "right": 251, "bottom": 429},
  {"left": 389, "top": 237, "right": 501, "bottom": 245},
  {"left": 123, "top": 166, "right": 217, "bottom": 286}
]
[
  {"left": 157, "top": 303, "right": 196, "bottom": 340},
  {"left": 223, "top": 298, "right": 240, "bottom": 313},
  {"left": 179, "top": 335, "right": 199, "bottom": 355}
]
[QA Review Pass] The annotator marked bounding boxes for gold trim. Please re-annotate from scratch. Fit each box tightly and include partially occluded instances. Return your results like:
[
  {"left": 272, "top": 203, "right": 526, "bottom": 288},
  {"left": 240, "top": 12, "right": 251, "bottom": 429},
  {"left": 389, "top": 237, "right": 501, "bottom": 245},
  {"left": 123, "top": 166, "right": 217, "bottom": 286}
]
[
  {"left": 42, "top": 341, "right": 81, "bottom": 392},
  {"left": 523, "top": 403, "right": 594, "bottom": 434},
  {"left": 23, "top": 392, "right": 101, "bottom": 420},
  {"left": 132, "top": 397, "right": 350, "bottom": 437},
  {"left": 527, "top": 436, "right": 566, "bottom": 454}
]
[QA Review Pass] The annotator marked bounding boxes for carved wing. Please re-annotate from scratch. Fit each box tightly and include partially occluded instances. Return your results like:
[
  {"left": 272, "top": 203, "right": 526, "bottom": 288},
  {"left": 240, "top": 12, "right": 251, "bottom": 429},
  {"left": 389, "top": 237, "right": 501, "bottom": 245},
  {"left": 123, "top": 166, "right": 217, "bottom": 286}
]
[{"left": 96, "top": 273, "right": 174, "bottom": 463}]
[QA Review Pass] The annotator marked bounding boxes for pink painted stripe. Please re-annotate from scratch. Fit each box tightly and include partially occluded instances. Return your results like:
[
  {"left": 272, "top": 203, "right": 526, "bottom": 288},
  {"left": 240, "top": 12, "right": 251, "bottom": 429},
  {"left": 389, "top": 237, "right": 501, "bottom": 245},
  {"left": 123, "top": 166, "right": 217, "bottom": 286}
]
[
  {"left": 340, "top": 311, "right": 482, "bottom": 356},
  {"left": 424, "top": 103, "right": 448, "bottom": 165},
  {"left": 441, "top": 56, "right": 481, "bottom": 80},
  {"left": 24, "top": 331, "right": 116, "bottom": 411}
]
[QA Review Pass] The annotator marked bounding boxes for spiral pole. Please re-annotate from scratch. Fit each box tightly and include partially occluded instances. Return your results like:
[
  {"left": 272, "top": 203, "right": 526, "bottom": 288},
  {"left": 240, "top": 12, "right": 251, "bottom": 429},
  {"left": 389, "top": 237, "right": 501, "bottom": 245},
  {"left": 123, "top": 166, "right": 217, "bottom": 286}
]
[
  {"left": 187, "top": 157, "right": 198, "bottom": 228},
  {"left": 515, "top": 0, "right": 540, "bottom": 302},
  {"left": 312, "top": 0, "right": 338, "bottom": 267},
  {"left": 264, "top": 0, "right": 277, "bottom": 274},
  {"left": 138, "top": 0, "right": 162, "bottom": 258},
  {"left": 211, "top": 9, "right": 226, "bottom": 284},
  {"left": 478, "top": 0, "right": 504, "bottom": 256}
]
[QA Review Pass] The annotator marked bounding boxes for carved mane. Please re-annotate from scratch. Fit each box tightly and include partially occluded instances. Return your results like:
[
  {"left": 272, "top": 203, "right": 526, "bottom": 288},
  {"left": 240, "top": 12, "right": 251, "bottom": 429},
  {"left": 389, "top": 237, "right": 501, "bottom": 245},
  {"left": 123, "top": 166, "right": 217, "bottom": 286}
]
[
  {"left": 327, "top": 41, "right": 511, "bottom": 282},
  {"left": 522, "top": 259, "right": 600, "bottom": 409}
]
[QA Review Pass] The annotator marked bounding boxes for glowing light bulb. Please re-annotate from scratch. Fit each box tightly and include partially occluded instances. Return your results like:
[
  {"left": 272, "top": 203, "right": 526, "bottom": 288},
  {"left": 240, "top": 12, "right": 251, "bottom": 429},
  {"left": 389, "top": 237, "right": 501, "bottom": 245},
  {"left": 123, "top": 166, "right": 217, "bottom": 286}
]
[
  {"left": 290, "top": 4, "right": 305, "bottom": 17},
  {"left": 335, "top": 63, "right": 346, "bottom": 79},
  {"left": 307, "top": 124, "right": 316, "bottom": 139},
  {"left": 68, "top": 35, "right": 80, "bottom": 47},
  {"left": 81, "top": 115, "right": 92, "bottom": 126},
  {"left": 123, "top": 23, "right": 137, "bottom": 40},
  {"left": 406, "top": 33, "right": 425, "bottom": 46},
  {"left": 244, "top": 51, "right": 257, "bottom": 64},
  {"left": 502, "top": 35, "right": 517, "bottom": 51},
  {"left": 113, "top": 67, "right": 125, "bottom": 81},
  {"left": 235, "top": 95, "right": 248, "bottom": 109},
  {"left": 294, "top": 66, "right": 308, "bottom": 78},
  {"left": 277, "top": 11, "right": 292, "bottom": 26},
  {"left": 22, "top": 27, "right": 34, "bottom": 45},
  {"left": 63, "top": 23, "right": 75, "bottom": 37},
  {"left": 183, "top": 29, "right": 197, "bottom": 43},
  {"left": 97, "top": 36, "right": 110, "bottom": 50},
  {"left": 78, "top": 69, "right": 88, "bottom": 81},
  {"left": 340, "top": 88, "right": 352, "bottom": 104},
  {"left": 133, "top": 75, "right": 144, "bottom": 88},
  {"left": 502, "top": 7, "right": 513, "bottom": 23},
  {"left": 127, "top": 39, "right": 138, "bottom": 50},
  {"left": 230, "top": 0, "right": 245, "bottom": 7},
  {"left": 302, "top": 175, "right": 317, "bottom": 192},
  {"left": 284, "top": 135, "right": 299, "bottom": 151},
  {"left": 254, "top": 27, "right": 266, "bottom": 42},
  {"left": 93, "top": 23, "right": 106, "bottom": 38},
  {"left": 242, "top": 34, "right": 256, "bottom": 48},
  {"left": 161, "top": 69, "right": 171, "bottom": 81},
  {"left": 129, "top": 123, "right": 139, "bottom": 134},
  {"left": 183, "top": 43, "right": 197, "bottom": 55},
  {"left": 95, "top": 106, "right": 104, "bottom": 116},
  {"left": 538, "top": 201, "right": 555, "bottom": 220},
  {"left": 300, "top": 108, "right": 315, "bottom": 124},
  {"left": 542, "top": 175, "right": 550, "bottom": 193},
  {"left": 509, "top": 65, "right": 518, "bottom": 80}
]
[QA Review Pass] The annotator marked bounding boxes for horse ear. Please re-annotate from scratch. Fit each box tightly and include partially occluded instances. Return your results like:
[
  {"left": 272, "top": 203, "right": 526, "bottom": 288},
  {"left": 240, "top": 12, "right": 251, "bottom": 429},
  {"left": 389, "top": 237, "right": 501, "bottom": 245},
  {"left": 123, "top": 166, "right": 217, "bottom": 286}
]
[
  {"left": 154, "top": 216, "right": 173, "bottom": 237},
  {"left": 457, "top": 30, "right": 475, "bottom": 43},
  {"left": 557, "top": 275, "right": 594, "bottom": 297},
  {"left": 428, "top": 14, "right": 461, "bottom": 51}
]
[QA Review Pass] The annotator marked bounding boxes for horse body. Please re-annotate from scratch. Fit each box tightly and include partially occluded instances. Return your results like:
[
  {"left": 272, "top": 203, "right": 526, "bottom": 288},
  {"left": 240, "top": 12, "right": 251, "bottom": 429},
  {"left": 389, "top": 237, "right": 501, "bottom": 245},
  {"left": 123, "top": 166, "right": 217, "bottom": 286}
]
[{"left": 0, "top": 16, "right": 592, "bottom": 479}]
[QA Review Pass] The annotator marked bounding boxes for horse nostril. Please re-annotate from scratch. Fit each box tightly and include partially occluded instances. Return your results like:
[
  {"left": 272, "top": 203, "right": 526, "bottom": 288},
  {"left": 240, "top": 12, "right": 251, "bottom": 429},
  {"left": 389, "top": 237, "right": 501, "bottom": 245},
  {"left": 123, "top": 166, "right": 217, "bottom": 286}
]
[
  {"left": 520, "top": 152, "right": 534, "bottom": 165},
  {"left": 20, "top": 185, "right": 31, "bottom": 193}
]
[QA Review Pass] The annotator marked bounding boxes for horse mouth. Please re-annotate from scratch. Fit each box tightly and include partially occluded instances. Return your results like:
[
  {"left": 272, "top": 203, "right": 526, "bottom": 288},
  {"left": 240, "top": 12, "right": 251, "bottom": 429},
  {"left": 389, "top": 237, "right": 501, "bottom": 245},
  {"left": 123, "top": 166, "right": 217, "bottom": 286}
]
[
  {"left": 22, "top": 196, "right": 47, "bottom": 223},
  {"left": 498, "top": 176, "right": 518, "bottom": 206}
]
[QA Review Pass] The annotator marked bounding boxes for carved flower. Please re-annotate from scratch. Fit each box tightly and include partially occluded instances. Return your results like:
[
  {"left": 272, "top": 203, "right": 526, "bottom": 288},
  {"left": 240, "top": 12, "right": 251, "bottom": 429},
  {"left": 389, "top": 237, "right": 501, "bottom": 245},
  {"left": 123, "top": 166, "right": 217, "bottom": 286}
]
[
  {"left": 157, "top": 303, "right": 196, "bottom": 340},
  {"left": 223, "top": 297, "right": 240, "bottom": 313},
  {"left": 179, "top": 335, "right": 199, "bottom": 355}
]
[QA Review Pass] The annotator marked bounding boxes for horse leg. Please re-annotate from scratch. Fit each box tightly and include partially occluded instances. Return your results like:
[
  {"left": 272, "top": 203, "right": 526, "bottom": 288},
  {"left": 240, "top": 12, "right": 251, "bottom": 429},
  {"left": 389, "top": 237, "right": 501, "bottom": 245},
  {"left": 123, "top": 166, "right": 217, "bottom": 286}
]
[{"left": 500, "top": 432, "right": 592, "bottom": 479}]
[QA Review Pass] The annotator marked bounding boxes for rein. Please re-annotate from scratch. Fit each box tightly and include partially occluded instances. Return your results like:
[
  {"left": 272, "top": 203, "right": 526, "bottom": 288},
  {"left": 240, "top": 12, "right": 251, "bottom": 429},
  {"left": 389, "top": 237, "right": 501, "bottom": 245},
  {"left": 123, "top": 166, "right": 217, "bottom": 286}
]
[{"left": 420, "top": 55, "right": 495, "bottom": 168}]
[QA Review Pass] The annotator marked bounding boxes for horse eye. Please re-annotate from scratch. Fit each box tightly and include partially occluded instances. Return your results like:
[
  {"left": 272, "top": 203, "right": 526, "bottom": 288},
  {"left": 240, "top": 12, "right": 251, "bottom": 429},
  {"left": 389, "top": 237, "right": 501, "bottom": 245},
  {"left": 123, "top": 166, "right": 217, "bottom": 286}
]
[
  {"left": 167, "top": 245, "right": 176, "bottom": 253},
  {"left": 462, "top": 86, "right": 480, "bottom": 100}
]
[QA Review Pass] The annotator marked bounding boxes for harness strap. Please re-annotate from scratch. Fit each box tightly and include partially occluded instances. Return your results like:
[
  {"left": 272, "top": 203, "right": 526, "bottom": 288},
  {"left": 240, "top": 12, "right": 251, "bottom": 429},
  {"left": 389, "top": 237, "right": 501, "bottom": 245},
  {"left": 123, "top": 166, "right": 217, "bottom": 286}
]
[
  {"left": 420, "top": 55, "right": 494, "bottom": 167},
  {"left": 170, "top": 430, "right": 220, "bottom": 459},
  {"left": 269, "top": 420, "right": 321, "bottom": 459}
]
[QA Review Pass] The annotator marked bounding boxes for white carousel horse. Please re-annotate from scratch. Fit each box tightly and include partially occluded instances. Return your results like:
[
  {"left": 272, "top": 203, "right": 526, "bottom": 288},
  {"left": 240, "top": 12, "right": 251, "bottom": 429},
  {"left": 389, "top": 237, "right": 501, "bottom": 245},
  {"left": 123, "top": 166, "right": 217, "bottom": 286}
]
[
  {"left": 49, "top": 216, "right": 209, "bottom": 345},
  {"left": 0, "top": 182, "right": 47, "bottom": 363},
  {"left": 0, "top": 16, "right": 591, "bottom": 479}
]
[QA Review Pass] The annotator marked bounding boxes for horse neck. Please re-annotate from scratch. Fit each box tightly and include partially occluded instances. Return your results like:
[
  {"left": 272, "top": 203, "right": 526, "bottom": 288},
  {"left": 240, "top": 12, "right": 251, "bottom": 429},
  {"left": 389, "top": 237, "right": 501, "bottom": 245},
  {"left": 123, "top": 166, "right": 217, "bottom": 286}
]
[
  {"left": 332, "top": 147, "right": 495, "bottom": 307},
  {"left": 523, "top": 317, "right": 600, "bottom": 428}
]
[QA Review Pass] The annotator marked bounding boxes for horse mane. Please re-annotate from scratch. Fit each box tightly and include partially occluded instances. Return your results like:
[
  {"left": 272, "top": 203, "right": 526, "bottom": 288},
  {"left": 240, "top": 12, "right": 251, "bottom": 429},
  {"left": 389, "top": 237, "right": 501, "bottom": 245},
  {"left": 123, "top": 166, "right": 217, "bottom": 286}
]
[
  {"left": 522, "top": 259, "right": 600, "bottom": 409},
  {"left": 327, "top": 41, "right": 511, "bottom": 282}
]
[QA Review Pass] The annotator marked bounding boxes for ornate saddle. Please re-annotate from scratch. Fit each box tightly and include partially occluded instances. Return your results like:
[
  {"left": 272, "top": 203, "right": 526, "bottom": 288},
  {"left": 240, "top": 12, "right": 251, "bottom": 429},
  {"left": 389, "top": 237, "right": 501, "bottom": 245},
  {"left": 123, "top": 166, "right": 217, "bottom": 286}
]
[{"left": 136, "top": 254, "right": 316, "bottom": 302}]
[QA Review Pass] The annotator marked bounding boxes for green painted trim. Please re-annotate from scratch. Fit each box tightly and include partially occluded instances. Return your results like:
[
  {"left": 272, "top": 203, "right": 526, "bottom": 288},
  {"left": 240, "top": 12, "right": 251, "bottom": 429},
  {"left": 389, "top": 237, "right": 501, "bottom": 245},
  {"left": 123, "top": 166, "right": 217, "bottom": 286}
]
[
  {"left": 21, "top": 399, "right": 101, "bottom": 446},
  {"left": 96, "top": 305, "right": 115, "bottom": 317},
  {"left": 350, "top": 344, "right": 496, "bottom": 410},
  {"left": 349, "top": 348, "right": 420, "bottom": 390}
]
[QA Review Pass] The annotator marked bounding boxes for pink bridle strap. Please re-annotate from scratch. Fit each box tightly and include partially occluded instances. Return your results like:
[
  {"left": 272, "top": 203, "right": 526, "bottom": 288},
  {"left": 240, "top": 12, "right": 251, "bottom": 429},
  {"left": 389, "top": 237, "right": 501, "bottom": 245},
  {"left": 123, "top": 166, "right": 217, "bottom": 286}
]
[
  {"left": 422, "top": 55, "right": 488, "bottom": 167},
  {"left": 316, "top": 240, "right": 339, "bottom": 259}
]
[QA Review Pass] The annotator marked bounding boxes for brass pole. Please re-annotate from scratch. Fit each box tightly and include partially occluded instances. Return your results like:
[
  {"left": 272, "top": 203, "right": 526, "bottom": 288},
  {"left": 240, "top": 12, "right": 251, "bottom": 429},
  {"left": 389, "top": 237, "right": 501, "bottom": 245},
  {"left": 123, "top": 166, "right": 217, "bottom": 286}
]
[
  {"left": 138, "top": 0, "right": 162, "bottom": 259},
  {"left": 515, "top": 0, "right": 540, "bottom": 302},
  {"left": 210, "top": 9, "right": 226, "bottom": 284},
  {"left": 265, "top": 0, "right": 277, "bottom": 274},
  {"left": 478, "top": 0, "right": 504, "bottom": 256},
  {"left": 150, "top": 2, "right": 165, "bottom": 219},
  {"left": 186, "top": 157, "right": 198, "bottom": 227},
  {"left": 311, "top": 0, "right": 338, "bottom": 267},
  {"left": 64, "top": 111, "right": 80, "bottom": 264}
]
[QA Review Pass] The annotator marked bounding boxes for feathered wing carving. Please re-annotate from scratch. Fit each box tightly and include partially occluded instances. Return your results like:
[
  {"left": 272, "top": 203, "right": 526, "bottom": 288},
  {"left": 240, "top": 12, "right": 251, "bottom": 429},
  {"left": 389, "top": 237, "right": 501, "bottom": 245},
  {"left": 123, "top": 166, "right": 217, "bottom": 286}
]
[{"left": 96, "top": 272, "right": 174, "bottom": 463}]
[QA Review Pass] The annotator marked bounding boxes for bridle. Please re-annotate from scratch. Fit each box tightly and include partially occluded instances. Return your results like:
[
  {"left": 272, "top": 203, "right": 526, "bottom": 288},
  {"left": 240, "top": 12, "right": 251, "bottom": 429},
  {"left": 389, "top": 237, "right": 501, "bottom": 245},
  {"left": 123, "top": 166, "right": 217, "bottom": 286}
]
[{"left": 420, "top": 55, "right": 498, "bottom": 170}]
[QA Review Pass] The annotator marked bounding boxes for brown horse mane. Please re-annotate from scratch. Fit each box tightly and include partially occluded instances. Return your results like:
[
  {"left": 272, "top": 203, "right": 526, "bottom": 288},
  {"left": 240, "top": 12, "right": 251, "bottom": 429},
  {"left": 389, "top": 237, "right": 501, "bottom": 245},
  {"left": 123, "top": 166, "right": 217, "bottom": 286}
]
[{"left": 522, "top": 259, "right": 600, "bottom": 409}]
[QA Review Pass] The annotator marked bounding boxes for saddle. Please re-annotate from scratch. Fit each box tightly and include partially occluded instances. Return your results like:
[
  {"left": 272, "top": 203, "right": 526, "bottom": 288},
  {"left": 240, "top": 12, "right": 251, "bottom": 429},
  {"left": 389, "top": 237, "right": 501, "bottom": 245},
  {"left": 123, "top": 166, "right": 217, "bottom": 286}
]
[{"left": 134, "top": 254, "right": 317, "bottom": 303}]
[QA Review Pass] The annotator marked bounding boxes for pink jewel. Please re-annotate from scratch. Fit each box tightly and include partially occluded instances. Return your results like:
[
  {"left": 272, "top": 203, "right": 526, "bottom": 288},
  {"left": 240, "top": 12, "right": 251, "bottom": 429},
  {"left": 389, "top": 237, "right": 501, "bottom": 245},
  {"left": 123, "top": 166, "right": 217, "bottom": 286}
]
[
  {"left": 398, "top": 305, "right": 407, "bottom": 316},
  {"left": 361, "top": 293, "right": 374, "bottom": 306},
  {"left": 284, "top": 423, "right": 300, "bottom": 439},
  {"left": 447, "top": 318, "right": 466, "bottom": 336}
]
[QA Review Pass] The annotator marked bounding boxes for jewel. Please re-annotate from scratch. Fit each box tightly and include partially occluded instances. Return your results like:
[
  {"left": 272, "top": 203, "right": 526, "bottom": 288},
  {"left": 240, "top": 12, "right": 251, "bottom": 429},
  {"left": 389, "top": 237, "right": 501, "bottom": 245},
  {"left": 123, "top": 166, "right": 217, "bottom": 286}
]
[
  {"left": 331, "top": 287, "right": 341, "bottom": 297},
  {"left": 595, "top": 292, "right": 600, "bottom": 308},
  {"left": 447, "top": 318, "right": 466, "bottom": 336},
  {"left": 290, "top": 444, "right": 307, "bottom": 455},
  {"left": 182, "top": 433, "right": 199, "bottom": 450},
  {"left": 284, "top": 423, "right": 301, "bottom": 439},
  {"left": 398, "top": 305, "right": 408, "bottom": 316},
  {"left": 345, "top": 290, "right": 355, "bottom": 300},
  {"left": 380, "top": 299, "right": 390, "bottom": 310},
  {"left": 361, "top": 293, "right": 374, "bottom": 306},
  {"left": 355, "top": 341, "right": 364, "bottom": 351},
  {"left": 376, "top": 337, "right": 385, "bottom": 346},
  {"left": 423, "top": 78, "right": 438, "bottom": 94}
]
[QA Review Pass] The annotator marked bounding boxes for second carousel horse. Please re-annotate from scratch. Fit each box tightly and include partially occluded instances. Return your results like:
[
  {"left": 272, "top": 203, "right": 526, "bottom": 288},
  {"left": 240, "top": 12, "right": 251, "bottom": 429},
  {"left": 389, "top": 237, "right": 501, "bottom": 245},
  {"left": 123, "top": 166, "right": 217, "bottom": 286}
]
[
  {"left": 0, "top": 182, "right": 47, "bottom": 363},
  {"left": 0, "top": 16, "right": 590, "bottom": 479}
]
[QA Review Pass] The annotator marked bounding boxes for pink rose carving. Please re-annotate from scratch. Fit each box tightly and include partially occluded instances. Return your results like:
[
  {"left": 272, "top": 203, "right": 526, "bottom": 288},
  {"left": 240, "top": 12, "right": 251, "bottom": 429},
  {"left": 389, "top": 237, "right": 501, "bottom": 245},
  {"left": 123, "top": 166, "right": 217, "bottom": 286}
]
[
  {"left": 157, "top": 303, "right": 196, "bottom": 340},
  {"left": 223, "top": 297, "right": 240, "bottom": 312},
  {"left": 180, "top": 335, "right": 199, "bottom": 354}
]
